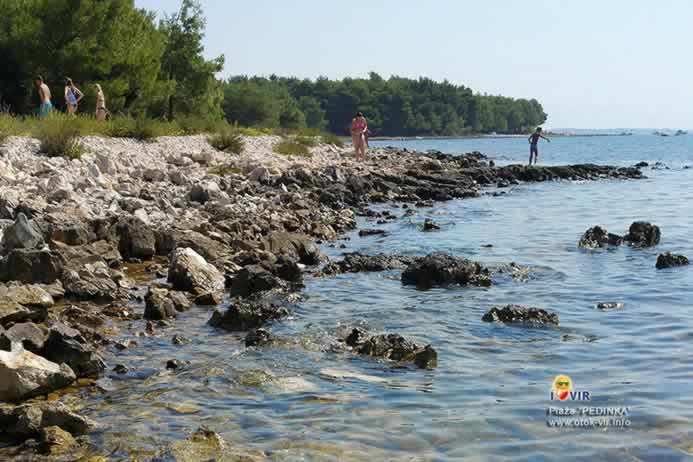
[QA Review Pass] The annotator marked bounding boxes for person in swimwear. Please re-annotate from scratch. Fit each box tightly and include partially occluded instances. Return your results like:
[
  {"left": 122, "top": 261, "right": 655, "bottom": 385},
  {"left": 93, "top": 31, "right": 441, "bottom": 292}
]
[
  {"left": 528, "top": 127, "right": 550, "bottom": 165},
  {"left": 35, "top": 75, "right": 53, "bottom": 118},
  {"left": 95, "top": 84, "right": 107, "bottom": 121},
  {"left": 64, "top": 78, "right": 84, "bottom": 115},
  {"left": 350, "top": 112, "right": 368, "bottom": 160}
]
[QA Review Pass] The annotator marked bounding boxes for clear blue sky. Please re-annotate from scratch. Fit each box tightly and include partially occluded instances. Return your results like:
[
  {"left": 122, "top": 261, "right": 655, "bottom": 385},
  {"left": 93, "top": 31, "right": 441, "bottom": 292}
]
[{"left": 136, "top": 0, "right": 692, "bottom": 129}]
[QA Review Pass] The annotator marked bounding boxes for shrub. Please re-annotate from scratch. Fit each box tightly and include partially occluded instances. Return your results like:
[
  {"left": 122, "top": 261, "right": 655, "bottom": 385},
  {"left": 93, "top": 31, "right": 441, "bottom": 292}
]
[
  {"left": 273, "top": 139, "right": 311, "bottom": 157},
  {"left": 208, "top": 126, "right": 244, "bottom": 154},
  {"left": 321, "top": 132, "right": 344, "bottom": 148},
  {"left": 33, "top": 114, "right": 84, "bottom": 159},
  {"left": 104, "top": 116, "right": 178, "bottom": 141},
  {"left": 0, "top": 114, "right": 23, "bottom": 144}
]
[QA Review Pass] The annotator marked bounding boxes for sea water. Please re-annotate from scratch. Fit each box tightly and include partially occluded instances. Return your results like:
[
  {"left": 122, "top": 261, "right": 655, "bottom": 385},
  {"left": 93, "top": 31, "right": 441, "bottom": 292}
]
[{"left": 81, "top": 135, "right": 693, "bottom": 461}]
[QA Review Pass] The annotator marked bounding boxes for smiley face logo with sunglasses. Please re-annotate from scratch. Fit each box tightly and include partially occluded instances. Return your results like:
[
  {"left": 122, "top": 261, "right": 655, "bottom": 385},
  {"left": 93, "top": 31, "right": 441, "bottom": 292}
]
[{"left": 552, "top": 375, "right": 573, "bottom": 401}]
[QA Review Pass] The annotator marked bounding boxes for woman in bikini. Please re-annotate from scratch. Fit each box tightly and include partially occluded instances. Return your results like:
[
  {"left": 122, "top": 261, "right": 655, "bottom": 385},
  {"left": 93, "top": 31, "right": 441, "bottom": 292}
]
[
  {"left": 350, "top": 112, "right": 368, "bottom": 160},
  {"left": 64, "top": 78, "right": 83, "bottom": 115},
  {"left": 95, "top": 84, "right": 107, "bottom": 121}
]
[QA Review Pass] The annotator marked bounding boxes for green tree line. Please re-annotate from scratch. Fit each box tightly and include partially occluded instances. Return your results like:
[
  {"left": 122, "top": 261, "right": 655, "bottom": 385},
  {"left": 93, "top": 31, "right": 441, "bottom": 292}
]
[
  {"left": 0, "top": 0, "right": 222, "bottom": 118},
  {"left": 0, "top": 0, "right": 547, "bottom": 136},
  {"left": 222, "top": 74, "right": 547, "bottom": 136}
]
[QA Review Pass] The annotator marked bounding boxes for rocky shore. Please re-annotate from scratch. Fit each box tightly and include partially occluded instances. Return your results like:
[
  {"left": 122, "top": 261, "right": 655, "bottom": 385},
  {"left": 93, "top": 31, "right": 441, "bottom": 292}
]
[{"left": 0, "top": 134, "right": 644, "bottom": 458}]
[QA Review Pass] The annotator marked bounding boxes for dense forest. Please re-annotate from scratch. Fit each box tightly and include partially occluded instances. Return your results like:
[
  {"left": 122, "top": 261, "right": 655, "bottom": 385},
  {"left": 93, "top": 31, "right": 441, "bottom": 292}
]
[{"left": 0, "top": 0, "right": 547, "bottom": 136}]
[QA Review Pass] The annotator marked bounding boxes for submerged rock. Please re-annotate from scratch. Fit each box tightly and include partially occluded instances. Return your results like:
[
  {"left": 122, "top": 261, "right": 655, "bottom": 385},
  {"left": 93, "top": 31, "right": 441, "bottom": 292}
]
[
  {"left": 38, "top": 425, "right": 78, "bottom": 455},
  {"left": 320, "top": 252, "right": 414, "bottom": 276},
  {"left": 423, "top": 218, "right": 441, "bottom": 231},
  {"left": 482, "top": 304, "right": 559, "bottom": 326},
  {"left": 0, "top": 401, "right": 95, "bottom": 439},
  {"left": 624, "top": 221, "right": 661, "bottom": 247},
  {"left": 578, "top": 226, "right": 623, "bottom": 248},
  {"left": 344, "top": 327, "right": 437, "bottom": 369},
  {"left": 401, "top": 252, "right": 491, "bottom": 289},
  {"left": 244, "top": 328, "right": 274, "bottom": 347},
  {"left": 208, "top": 298, "right": 290, "bottom": 331},
  {"left": 168, "top": 247, "right": 225, "bottom": 294},
  {"left": 0, "top": 347, "right": 75, "bottom": 401},
  {"left": 656, "top": 252, "right": 689, "bottom": 269},
  {"left": 358, "top": 228, "right": 387, "bottom": 237}
]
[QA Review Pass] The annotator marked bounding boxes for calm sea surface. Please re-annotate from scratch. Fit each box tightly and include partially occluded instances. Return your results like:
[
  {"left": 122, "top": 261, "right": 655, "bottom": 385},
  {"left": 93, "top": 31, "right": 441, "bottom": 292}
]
[{"left": 82, "top": 135, "right": 693, "bottom": 461}]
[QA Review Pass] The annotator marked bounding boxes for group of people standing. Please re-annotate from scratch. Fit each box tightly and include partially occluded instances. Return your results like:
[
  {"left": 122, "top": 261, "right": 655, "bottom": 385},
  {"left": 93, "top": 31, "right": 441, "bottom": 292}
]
[
  {"left": 34, "top": 75, "right": 108, "bottom": 120},
  {"left": 350, "top": 112, "right": 550, "bottom": 165}
]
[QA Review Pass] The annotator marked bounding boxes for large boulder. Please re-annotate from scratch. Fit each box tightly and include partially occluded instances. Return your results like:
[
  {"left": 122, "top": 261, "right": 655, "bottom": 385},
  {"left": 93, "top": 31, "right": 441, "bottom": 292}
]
[
  {"left": 144, "top": 287, "right": 180, "bottom": 320},
  {"left": 344, "top": 327, "right": 437, "bottom": 369},
  {"left": 61, "top": 262, "right": 120, "bottom": 301},
  {"left": 1, "top": 213, "right": 44, "bottom": 254},
  {"left": 0, "top": 347, "right": 75, "bottom": 401},
  {"left": 0, "top": 284, "right": 54, "bottom": 308},
  {"left": 261, "top": 232, "right": 323, "bottom": 265},
  {"left": 113, "top": 216, "right": 156, "bottom": 260},
  {"left": 624, "top": 221, "right": 661, "bottom": 247},
  {"left": 0, "top": 401, "right": 94, "bottom": 439},
  {"left": 40, "top": 323, "right": 105, "bottom": 378},
  {"left": 0, "top": 249, "right": 64, "bottom": 284},
  {"left": 208, "top": 298, "right": 290, "bottom": 331},
  {"left": 578, "top": 226, "right": 623, "bottom": 248},
  {"left": 0, "top": 322, "right": 46, "bottom": 353},
  {"left": 168, "top": 247, "right": 225, "bottom": 294},
  {"left": 482, "top": 304, "right": 559, "bottom": 326},
  {"left": 229, "top": 265, "right": 283, "bottom": 297},
  {"left": 401, "top": 253, "right": 492, "bottom": 289},
  {"left": 656, "top": 252, "right": 689, "bottom": 269},
  {"left": 0, "top": 302, "right": 47, "bottom": 328}
]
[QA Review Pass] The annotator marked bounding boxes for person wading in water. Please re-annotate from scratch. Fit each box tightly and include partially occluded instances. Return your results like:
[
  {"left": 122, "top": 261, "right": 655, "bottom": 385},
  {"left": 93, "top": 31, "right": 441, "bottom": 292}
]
[
  {"left": 351, "top": 112, "right": 368, "bottom": 161},
  {"left": 528, "top": 127, "right": 550, "bottom": 165}
]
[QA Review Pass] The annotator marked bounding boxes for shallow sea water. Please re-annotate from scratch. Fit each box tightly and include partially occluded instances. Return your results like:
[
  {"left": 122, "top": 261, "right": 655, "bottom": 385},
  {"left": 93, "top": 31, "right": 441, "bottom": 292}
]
[{"left": 78, "top": 135, "right": 692, "bottom": 461}]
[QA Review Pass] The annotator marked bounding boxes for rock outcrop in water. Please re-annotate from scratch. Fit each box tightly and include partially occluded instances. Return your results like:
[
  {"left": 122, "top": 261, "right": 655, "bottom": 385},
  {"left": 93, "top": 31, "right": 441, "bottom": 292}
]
[
  {"left": 319, "top": 252, "right": 415, "bottom": 276},
  {"left": 208, "top": 296, "right": 291, "bottom": 331},
  {"left": 578, "top": 226, "right": 624, "bottom": 248},
  {"left": 624, "top": 221, "right": 661, "bottom": 247},
  {"left": 401, "top": 252, "right": 492, "bottom": 289},
  {"left": 482, "top": 304, "right": 559, "bottom": 326},
  {"left": 579, "top": 221, "right": 661, "bottom": 249},
  {"left": 656, "top": 252, "right": 689, "bottom": 269},
  {"left": 0, "top": 347, "right": 75, "bottom": 401},
  {"left": 344, "top": 327, "right": 437, "bottom": 369}
]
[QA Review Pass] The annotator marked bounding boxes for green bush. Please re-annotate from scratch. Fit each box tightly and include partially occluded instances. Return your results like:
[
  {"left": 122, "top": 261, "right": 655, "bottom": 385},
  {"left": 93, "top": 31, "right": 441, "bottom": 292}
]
[
  {"left": 273, "top": 139, "right": 311, "bottom": 157},
  {"left": 0, "top": 114, "right": 23, "bottom": 144},
  {"left": 176, "top": 115, "right": 225, "bottom": 135},
  {"left": 104, "top": 116, "right": 179, "bottom": 141},
  {"left": 320, "top": 132, "right": 344, "bottom": 148},
  {"left": 33, "top": 114, "right": 84, "bottom": 159},
  {"left": 208, "top": 126, "right": 244, "bottom": 154}
]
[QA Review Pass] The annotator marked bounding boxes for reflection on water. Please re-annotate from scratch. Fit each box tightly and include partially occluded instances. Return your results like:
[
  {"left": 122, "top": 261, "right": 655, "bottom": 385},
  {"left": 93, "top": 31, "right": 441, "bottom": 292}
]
[{"left": 72, "top": 136, "right": 693, "bottom": 461}]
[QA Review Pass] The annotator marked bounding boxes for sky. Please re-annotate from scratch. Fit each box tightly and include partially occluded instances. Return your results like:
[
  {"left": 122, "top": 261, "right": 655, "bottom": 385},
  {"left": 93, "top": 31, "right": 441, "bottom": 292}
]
[{"left": 136, "top": 0, "right": 693, "bottom": 129}]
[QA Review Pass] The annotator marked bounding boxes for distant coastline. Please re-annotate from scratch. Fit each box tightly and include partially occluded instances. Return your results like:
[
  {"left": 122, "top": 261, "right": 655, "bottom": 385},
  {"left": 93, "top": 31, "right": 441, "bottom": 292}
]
[{"left": 369, "top": 132, "right": 635, "bottom": 141}]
